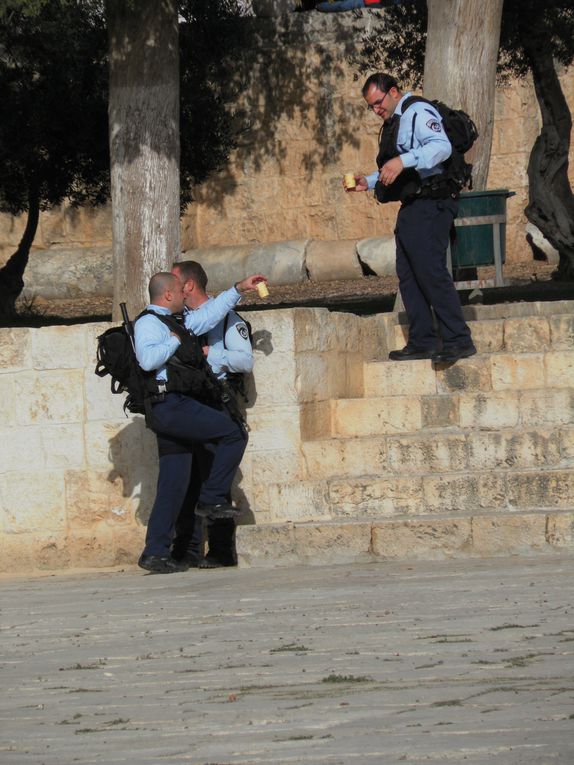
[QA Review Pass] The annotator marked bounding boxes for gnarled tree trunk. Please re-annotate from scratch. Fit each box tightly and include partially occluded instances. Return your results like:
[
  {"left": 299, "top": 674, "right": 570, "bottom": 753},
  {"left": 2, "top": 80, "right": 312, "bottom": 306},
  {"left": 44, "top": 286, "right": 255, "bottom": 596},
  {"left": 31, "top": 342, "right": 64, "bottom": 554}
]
[
  {"left": 424, "top": 0, "right": 504, "bottom": 191},
  {"left": 106, "top": 0, "right": 180, "bottom": 320},
  {"left": 0, "top": 188, "right": 40, "bottom": 317},
  {"left": 520, "top": 28, "right": 574, "bottom": 280}
]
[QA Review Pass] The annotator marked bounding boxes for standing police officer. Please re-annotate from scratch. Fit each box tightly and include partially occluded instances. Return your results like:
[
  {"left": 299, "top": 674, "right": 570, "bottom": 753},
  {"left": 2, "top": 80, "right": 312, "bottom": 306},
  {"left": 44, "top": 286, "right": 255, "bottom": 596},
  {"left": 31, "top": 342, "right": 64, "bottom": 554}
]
[
  {"left": 134, "top": 270, "right": 265, "bottom": 573},
  {"left": 169, "top": 260, "right": 254, "bottom": 570},
  {"left": 348, "top": 73, "right": 475, "bottom": 363}
]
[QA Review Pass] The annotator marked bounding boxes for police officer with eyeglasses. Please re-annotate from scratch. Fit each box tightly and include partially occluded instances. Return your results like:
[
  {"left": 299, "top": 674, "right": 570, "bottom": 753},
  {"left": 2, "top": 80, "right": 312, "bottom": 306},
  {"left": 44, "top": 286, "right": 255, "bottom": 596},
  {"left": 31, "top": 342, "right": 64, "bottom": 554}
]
[{"left": 346, "top": 72, "right": 475, "bottom": 364}]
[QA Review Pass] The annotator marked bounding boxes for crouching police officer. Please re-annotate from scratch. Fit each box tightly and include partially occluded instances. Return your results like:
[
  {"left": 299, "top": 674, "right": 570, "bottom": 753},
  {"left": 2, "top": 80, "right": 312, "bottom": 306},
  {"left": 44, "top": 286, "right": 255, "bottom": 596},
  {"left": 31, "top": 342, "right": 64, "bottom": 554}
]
[
  {"left": 347, "top": 72, "right": 475, "bottom": 364},
  {"left": 134, "top": 270, "right": 266, "bottom": 574}
]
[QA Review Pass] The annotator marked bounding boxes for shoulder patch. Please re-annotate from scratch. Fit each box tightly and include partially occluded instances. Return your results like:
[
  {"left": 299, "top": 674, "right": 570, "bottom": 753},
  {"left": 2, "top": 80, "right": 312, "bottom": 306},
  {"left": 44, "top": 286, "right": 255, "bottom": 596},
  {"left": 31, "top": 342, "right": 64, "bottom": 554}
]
[
  {"left": 236, "top": 323, "right": 249, "bottom": 340},
  {"left": 426, "top": 119, "right": 442, "bottom": 133}
]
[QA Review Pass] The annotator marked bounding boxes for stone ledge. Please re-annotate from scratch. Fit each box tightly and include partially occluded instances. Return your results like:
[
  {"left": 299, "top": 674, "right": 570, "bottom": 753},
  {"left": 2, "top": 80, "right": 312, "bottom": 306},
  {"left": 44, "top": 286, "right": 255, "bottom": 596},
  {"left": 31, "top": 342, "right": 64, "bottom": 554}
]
[{"left": 236, "top": 509, "right": 574, "bottom": 567}]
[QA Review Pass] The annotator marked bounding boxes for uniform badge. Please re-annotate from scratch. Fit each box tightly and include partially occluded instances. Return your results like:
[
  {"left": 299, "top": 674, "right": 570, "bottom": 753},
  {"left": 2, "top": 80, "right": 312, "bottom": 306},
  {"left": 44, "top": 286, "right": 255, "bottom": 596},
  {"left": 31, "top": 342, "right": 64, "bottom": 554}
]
[
  {"left": 237, "top": 323, "right": 249, "bottom": 340},
  {"left": 427, "top": 119, "right": 442, "bottom": 133}
]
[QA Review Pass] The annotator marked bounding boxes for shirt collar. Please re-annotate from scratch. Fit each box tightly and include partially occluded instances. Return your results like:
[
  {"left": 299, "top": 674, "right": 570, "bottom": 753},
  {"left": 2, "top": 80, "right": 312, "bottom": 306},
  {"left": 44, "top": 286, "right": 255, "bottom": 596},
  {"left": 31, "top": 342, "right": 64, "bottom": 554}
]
[{"left": 395, "top": 91, "right": 413, "bottom": 117}]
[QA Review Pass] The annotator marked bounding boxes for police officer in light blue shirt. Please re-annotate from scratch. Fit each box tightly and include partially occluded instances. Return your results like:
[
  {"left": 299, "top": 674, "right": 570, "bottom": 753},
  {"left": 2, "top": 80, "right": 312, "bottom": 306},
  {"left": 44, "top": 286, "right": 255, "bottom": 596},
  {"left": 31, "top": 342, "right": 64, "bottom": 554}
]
[
  {"left": 134, "top": 270, "right": 265, "bottom": 574},
  {"left": 347, "top": 72, "right": 475, "bottom": 364},
  {"left": 167, "top": 260, "right": 255, "bottom": 569}
]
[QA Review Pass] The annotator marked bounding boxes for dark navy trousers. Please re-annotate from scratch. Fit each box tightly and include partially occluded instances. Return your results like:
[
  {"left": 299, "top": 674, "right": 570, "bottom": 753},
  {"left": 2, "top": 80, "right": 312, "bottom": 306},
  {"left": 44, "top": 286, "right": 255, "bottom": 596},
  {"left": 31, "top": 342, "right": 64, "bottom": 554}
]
[
  {"left": 143, "top": 392, "right": 247, "bottom": 557},
  {"left": 395, "top": 197, "right": 472, "bottom": 350}
]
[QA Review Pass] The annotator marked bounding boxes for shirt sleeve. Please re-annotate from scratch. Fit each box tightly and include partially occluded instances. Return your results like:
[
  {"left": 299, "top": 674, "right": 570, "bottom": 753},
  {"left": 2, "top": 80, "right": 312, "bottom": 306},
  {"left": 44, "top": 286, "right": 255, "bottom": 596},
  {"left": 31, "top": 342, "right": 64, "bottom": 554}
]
[
  {"left": 365, "top": 170, "right": 379, "bottom": 190},
  {"left": 399, "top": 104, "right": 452, "bottom": 171},
  {"left": 134, "top": 314, "right": 180, "bottom": 372},
  {"left": 207, "top": 313, "right": 254, "bottom": 376},
  {"left": 184, "top": 286, "right": 241, "bottom": 336}
]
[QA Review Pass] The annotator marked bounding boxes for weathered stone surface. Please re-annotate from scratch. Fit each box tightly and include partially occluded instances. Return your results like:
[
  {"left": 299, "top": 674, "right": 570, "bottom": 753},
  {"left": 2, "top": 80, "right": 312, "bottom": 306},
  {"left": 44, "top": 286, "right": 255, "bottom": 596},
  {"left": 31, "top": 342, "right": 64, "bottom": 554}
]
[
  {"left": 300, "top": 399, "right": 333, "bottom": 441},
  {"left": 305, "top": 239, "right": 362, "bottom": 282},
  {"left": 0, "top": 375, "right": 18, "bottom": 427},
  {"left": 23, "top": 246, "right": 112, "bottom": 298},
  {"left": 544, "top": 350, "right": 574, "bottom": 388},
  {"left": 505, "top": 470, "right": 574, "bottom": 509},
  {"left": 0, "top": 328, "right": 32, "bottom": 371},
  {"left": 302, "top": 437, "right": 386, "bottom": 480},
  {"left": 519, "top": 389, "right": 574, "bottom": 427},
  {"left": 421, "top": 394, "right": 460, "bottom": 429},
  {"left": 182, "top": 240, "right": 310, "bottom": 293},
  {"left": 491, "top": 352, "right": 545, "bottom": 391},
  {"left": 467, "top": 430, "right": 561, "bottom": 471},
  {"left": 364, "top": 359, "right": 435, "bottom": 397},
  {"left": 292, "top": 307, "right": 341, "bottom": 353},
  {"left": 386, "top": 433, "right": 468, "bottom": 474},
  {"left": 267, "top": 480, "right": 330, "bottom": 522},
  {"left": 471, "top": 513, "right": 548, "bottom": 555},
  {"left": 356, "top": 236, "right": 396, "bottom": 276},
  {"left": 373, "top": 518, "right": 472, "bottom": 559},
  {"left": 459, "top": 391, "right": 520, "bottom": 429},
  {"left": 293, "top": 521, "right": 372, "bottom": 564},
  {"left": 1, "top": 471, "right": 66, "bottom": 533},
  {"left": 334, "top": 396, "right": 422, "bottom": 437},
  {"left": 329, "top": 476, "right": 424, "bottom": 517},
  {"left": 236, "top": 523, "right": 297, "bottom": 567},
  {"left": 436, "top": 357, "right": 492, "bottom": 393},
  {"left": 84, "top": 418, "right": 156, "bottom": 470},
  {"left": 247, "top": 404, "right": 302, "bottom": 452},
  {"left": 15, "top": 370, "right": 84, "bottom": 424},
  {"left": 545, "top": 511, "right": 574, "bottom": 548},
  {"left": 250, "top": 449, "right": 303, "bottom": 484},
  {"left": 31, "top": 325, "right": 87, "bottom": 370},
  {"left": 470, "top": 319, "right": 504, "bottom": 354},
  {"left": 64, "top": 469, "right": 137, "bottom": 530},
  {"left": 423, "top": 473, "right": 508, "bottom": 513},
  {"left": 503, "top": 316, "right": 551, "bottom": 352},
  {"left": 549, "top": 314, "right": 574, "bottom": 349}
]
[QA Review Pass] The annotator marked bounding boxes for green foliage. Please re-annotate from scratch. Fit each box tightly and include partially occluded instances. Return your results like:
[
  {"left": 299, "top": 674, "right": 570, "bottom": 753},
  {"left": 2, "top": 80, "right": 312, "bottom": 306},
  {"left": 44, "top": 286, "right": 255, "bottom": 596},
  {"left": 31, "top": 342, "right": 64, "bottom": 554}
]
[
  {"left": 178, "top": 0, "right": 250, "bottom": 207},
  {"left": 355, "top": 0, "right": 574, "bottom": 86},
  {"left": 0, "top": 0, "right": 109, "bottom": 215},
  {"left": 0, "top": 0, "right": 249, "bottom": 218}
]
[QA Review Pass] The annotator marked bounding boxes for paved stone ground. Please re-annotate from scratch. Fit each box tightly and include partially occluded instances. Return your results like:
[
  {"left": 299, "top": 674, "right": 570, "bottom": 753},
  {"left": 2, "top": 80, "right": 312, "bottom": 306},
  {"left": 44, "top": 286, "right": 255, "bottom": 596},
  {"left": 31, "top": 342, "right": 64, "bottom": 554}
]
[{"left": 1, "top": 555, "right": 573, "bottom": 765}]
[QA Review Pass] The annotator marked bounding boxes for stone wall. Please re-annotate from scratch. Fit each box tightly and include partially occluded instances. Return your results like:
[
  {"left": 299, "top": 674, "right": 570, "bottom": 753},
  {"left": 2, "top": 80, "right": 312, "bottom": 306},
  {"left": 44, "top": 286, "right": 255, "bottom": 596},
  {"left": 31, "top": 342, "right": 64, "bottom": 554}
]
[
  {"left": 0, "top": 308, "right": 369, "bottom": 572},
  {"left": 1, "top": 301, "right": 573, "bottom": 573},
  {"left": 1, "top": 12, "right": 573, "bottom": 282}
]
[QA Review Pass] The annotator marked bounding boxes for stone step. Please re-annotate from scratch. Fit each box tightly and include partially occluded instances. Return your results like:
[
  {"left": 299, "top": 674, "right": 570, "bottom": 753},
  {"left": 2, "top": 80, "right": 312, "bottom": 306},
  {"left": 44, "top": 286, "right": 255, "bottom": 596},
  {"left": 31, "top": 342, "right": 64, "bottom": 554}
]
[
  {"left": 391, "top": 306, "right": 574, "bottom": 358},
  {"left": 258, "top": 468, "right": 574, "bottom": 521},
  {"left": 301, "top": 386, "right": 574, "bottom": 440},
  {"left": 363, "top": 349, "right": 574, "bottom": 398},
  {"left": 236, "top": 508, "right": 574, "bottom": 567},
  {"left": 301, "top": 426, "right": 574, "bottom": 479}
]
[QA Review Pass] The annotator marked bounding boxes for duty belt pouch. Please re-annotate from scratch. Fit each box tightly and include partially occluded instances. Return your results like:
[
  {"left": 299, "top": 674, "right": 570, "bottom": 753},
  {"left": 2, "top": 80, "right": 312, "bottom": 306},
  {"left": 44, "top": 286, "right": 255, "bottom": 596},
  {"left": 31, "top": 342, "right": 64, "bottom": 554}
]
[{"left": 374, "top": 169, "right": 421, "bottom": 204}]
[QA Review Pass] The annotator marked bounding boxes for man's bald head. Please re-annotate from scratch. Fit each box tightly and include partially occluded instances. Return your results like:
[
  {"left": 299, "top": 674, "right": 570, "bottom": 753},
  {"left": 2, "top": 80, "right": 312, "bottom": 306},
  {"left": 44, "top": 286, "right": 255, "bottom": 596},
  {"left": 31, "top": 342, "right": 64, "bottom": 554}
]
[
  {"left": 147, "top": 272, "right": 185, "bottom": 313},
  {"left": 149, "top": 272, "right": 178, "bottom": 302}
]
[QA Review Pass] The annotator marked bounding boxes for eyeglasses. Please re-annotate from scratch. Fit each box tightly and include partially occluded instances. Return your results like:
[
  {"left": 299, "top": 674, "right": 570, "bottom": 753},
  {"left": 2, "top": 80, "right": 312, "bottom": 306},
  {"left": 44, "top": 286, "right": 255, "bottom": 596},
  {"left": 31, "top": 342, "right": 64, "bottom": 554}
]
[{"left": 367, "top": 92, "right": 387, "bottom": 112}]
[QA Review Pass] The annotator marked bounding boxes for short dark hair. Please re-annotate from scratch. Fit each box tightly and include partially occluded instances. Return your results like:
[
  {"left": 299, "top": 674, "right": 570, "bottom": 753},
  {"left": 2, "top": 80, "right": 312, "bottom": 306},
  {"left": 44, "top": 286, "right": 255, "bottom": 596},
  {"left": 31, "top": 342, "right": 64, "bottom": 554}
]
[
  {"left": 362, "top": 73, "right": 399, "bottom": 97},
  {"left": 172, "top": 260, "right": 208, "bottom": 291},
  {"left": 149, "top": 272, "right": 178, "bottom": 302}
]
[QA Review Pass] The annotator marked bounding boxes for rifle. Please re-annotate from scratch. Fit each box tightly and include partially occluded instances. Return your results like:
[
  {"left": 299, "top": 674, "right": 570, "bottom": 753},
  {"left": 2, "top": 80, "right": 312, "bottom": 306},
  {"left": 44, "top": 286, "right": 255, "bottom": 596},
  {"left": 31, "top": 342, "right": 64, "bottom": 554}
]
[{"left": 120, "top": 302, "right": 136, "bottom": 352}]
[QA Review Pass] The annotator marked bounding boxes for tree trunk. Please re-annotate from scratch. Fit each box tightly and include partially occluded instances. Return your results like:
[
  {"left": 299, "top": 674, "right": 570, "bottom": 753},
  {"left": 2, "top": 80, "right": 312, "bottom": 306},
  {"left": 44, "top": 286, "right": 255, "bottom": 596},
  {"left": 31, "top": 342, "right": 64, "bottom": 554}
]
[
  {"left": 520, "top": 28, "right": 574, "bottom": 281},
  {"left": 106, "top": 0, "right": 181, "bottom": 320},
  {"left": 0, "top": 188, "right": 40, "bottom": 317},
  {"left": 424, "top": 0, "right": 504, "bottom": 191}
]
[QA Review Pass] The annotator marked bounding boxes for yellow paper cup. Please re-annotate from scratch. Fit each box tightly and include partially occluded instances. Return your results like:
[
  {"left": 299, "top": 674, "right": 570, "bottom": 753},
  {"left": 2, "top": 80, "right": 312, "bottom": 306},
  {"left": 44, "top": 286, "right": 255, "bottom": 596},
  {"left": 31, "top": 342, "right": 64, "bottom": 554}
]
[
  {"left": 344, "top": 173, "right": 356, "bottom": 190},
  {"left": 256, "top": 281, "right": 269, "bottom": 298}
]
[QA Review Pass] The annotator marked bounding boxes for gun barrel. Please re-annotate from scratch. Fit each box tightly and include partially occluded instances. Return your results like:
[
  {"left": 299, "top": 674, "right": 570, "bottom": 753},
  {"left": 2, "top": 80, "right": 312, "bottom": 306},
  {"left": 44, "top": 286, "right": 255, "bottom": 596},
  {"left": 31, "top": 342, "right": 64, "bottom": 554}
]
[{"left": 120, "top": 302, "right": 130, "bottom": 326}]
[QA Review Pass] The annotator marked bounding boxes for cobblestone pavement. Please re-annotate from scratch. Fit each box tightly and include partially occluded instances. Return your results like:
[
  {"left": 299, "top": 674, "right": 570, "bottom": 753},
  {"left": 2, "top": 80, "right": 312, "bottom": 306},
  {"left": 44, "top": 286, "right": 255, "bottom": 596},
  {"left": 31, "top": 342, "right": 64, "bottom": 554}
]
[{"left": 1, "top": 556, "right": 573, "bottom": 765}]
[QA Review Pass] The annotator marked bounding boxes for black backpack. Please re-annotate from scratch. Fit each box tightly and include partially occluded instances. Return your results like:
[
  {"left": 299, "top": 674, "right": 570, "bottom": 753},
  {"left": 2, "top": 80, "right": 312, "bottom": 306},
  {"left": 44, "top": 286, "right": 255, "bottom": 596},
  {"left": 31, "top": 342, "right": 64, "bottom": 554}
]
[
  {"left": 402, "top": 95, "right": 478, "bottom": 191},
  {"left": 374, "top": 96, "right": 478, "bottom": 203},
  {"left": 95, "top": 313, "right": 154, "bottom": 417}
]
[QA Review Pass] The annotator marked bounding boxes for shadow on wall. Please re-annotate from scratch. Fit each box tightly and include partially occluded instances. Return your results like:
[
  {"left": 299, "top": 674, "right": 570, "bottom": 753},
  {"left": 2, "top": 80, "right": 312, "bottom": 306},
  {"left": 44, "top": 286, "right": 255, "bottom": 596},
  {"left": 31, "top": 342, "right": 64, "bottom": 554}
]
[
  {"left": 103, "top": 331, "right": 273, "bottom": 529},
  {"left": 194, "top": 13, "right": 367, "bottom": 210},
  {"left": 106, "top": 418, "right": 158, "bottom": 527}
]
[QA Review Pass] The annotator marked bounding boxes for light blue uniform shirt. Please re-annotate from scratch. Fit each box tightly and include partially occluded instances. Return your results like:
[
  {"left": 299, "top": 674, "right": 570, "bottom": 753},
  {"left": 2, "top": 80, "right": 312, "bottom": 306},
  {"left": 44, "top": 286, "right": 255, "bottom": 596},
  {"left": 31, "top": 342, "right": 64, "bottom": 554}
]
[
  {"left": 134, "top": 286, "right": 242, "bottom": 381},
  {"left": 205, "top": 303, "right": 254, "bottom": 378},
  {"left": 366, "top": 92, "right": 452, "bottom": 190}
]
